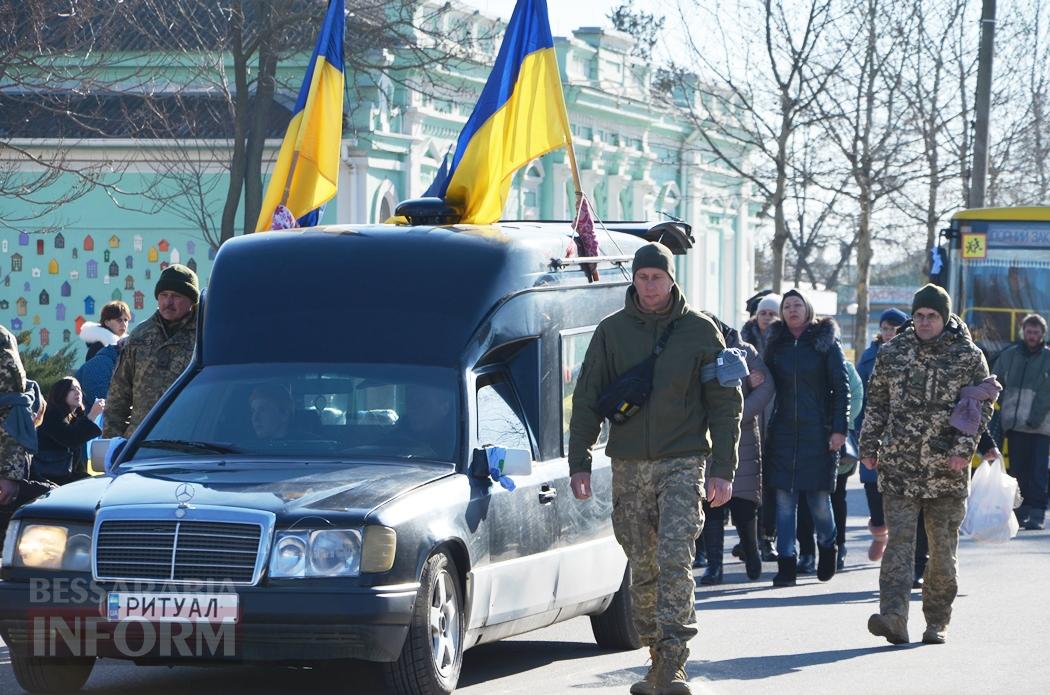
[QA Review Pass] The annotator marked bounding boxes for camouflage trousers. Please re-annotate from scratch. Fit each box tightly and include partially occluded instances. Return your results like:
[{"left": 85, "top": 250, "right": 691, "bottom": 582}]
[
  {"left": 880, "top": 494, "right": 967, "bottom": 628},
  {"left": 611, "top": 456, "right": 704, "bottom": 664}
]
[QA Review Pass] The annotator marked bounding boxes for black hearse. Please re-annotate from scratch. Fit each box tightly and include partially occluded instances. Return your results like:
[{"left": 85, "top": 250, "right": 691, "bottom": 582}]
[{"left": 0, "top": 205, "right": 693, "bottom": 694}]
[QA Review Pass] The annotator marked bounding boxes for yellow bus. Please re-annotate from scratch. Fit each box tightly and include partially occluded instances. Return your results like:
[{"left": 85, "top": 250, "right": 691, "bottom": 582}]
[{"left": 945, "top": 207, "right": 1050, "bottom": 360}]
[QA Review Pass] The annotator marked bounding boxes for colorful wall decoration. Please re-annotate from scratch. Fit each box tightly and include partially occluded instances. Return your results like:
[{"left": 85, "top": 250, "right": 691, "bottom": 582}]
[{"left": 1, "top": 229, "right": 214, "bottom": 358}]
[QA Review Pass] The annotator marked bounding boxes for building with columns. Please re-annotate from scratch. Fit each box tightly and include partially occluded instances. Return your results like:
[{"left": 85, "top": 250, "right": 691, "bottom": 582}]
[{"left": 0, "top": 1, "right": 760, "bottom": 354}]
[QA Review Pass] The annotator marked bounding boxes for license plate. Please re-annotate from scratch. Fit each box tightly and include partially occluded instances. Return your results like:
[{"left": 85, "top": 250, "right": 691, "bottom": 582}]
[{"left": 107, "top": 593, "right": 239, "bottom": 623}]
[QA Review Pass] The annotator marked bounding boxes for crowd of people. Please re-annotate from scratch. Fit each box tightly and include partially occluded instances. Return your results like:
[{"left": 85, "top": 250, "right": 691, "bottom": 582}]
[{"left": 1, "top": 240, "right": 1048, "bottom": 694}]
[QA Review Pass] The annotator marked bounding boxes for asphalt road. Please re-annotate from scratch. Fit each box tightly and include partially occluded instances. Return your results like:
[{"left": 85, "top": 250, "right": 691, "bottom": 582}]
[{"left": 2, "top": 482, "right": 1048, "bottom": 695}]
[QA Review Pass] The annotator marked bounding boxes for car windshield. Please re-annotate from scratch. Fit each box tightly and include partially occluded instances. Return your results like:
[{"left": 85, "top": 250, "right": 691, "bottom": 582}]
[{"left": 129, "top": 363, "right": 459, "bottom": 463}]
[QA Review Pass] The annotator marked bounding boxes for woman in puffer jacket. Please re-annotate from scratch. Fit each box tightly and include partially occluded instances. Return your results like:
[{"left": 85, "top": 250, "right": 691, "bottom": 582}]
[
  {"left": 79, "top": 301, "right": 130, "bottom": 362},
  {"left": 764, "top": 289, "right": 849, "bottom": 587},
  {"left": 698, "top": 315, "right": 775, "bottom": 584}
]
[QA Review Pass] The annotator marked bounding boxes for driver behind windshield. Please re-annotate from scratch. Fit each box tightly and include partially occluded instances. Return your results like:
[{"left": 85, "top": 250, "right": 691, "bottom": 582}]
[
  {"left": 250, "top": 384, "right": 300, "bottom": 441},
  {"left": 390, "top": 384, "right": 455, "bottom": 459}
]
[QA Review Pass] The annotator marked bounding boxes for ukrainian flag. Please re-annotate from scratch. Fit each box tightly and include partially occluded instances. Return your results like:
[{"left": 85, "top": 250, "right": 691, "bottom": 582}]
[
  {"left": 256, "top": 0, "right": 344, "bottom": 231},
  {"left": 432, "top": 0, "right": 573, "bottom": 224}
]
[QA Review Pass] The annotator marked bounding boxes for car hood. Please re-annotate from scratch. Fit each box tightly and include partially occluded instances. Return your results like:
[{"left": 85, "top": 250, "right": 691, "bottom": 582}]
[{"left": 23, "top": 460, "right": 455, "bottom": 519}]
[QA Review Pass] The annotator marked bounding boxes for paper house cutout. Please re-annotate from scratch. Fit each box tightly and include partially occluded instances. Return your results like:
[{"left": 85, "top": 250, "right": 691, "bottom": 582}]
[
  {"left": 63, "top": 329, "right": 71, "bottom": 343},
  {"left": 69, "top": 271, "right": 79, "bottom": 280},
  {"left": 125, "top": 255, "right": 133, "bottom": 269},
  {"left": 11, "top": 318, "right": 22, "bottom": 331},
  {"left": 158, "top": 239, "right": 170, "bottom": 252},
  {"left": 23, "top": 281, "right": 30, "bottom": 292},
  {"left": 144, "top": 269, "right": 151, "bottom": 280},
  {"left": 111, "top": 289, "right": 122, "bottom": 301},
  {"left": 108, "top": 261, "right": 119, "bottom": 277},
  {"left": 186, "top": 241, "right": 196, "bottom": 254},
  {"left": 103, "top": 275, "right": 110, "bottom": 285},
  {"left": 38, "top": 290, "right": 49, "bottom": 306},
  {"left": 32, "top": 314, "right": 40, "bottom": 326},
  {"left": 16, "top": 298, "right": 26, "bottom": 316},
  {"left": 1, "top": 240, "right": 6, "bottom": 253},
  {"left": 36, "top": 239, "right": 44, "bottom": 255},
  {"left": 133, "top": 291, "right": 144, "bottom": 310},
  {"left": 208, "top": 246, "right": 216, "bottom": 260},
  {"left": 75, "top": 316, "right": 85, "bottom": 334},
  {"left": 54, "top": 232, "right": 65, "bottom": 249},
  {"left": 72, "top": 247, "right": 79, "bottom": 259},
  {"left": 125, "top": 275, "right": 134, "bottom": 290},
  {"left": 10, "top": 253, "right": 22, "bottom": 272},
  {"left": 0, "top": 299, "right": 7, "bottom": 310},
  {"left": 86, "top": 260, "right": 98, "bottom": 278},
  {"left": 39, "top": 328, "right": 49, "bottom": 347},
  {"left": 170, "top": 249, "right": 181, "bottom": 264},
  {"left": 187, "top": 258, "right": 197, "bottom": 272},
  {"left": 148, "top": 247, "right": 158, "bottom": 262},
  {"left": 48, "top": 258, "right": 59, "bottom": 275},
  {"left": 83, "top": 235, "right": 94, "bottom": 251},
  {"left": 18, "top": 231, "right": 29, "bottom": 246},
  {"left": 109, "top": 235, "right": 120, "bottom": 248},
  {"left": 84, "top": 296, "right": 95, "bottom": 314},
  {"left": 56, "top": 303, "right": 66, "bottom": 321},
  {"left": 31, "top": 268, "right": 40, "bottom": 278},
  {"left": 133, "top": 234, "right": 143, "bottom": 251},
  {"left": 160, "top": 262, "right": 170, "bottom": 271},
  {"left": 60, "top": 281, "right": 71, "bottom": 297},
  {"left": 104, "top": 249, "right": 111, "bottom": 263}
]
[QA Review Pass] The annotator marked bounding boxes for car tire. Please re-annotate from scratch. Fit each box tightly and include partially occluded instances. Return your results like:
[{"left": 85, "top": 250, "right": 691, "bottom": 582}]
[
  {"left": 589, "top": 565, "right": 641, "bottom": 650},
  {"left": 381, "top": 551, "right": 464, "bottom": 695},
  {"left": 10, "top": 654, "right": 95, "bottom": 693}
]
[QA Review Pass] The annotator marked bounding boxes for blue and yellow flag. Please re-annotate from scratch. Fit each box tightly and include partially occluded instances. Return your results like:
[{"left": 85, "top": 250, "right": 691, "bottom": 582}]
[
  {"left": 430, "top": 0, "right": 573, "bottom": 224},
  {"left": 257, "top": 0, "right": 344, "bottom": 231}
]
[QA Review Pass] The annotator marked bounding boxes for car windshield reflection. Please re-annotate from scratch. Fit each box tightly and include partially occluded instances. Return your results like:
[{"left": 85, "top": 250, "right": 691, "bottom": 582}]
[{"left": 130, "top": 363, "right": 459, "bottom": 463}]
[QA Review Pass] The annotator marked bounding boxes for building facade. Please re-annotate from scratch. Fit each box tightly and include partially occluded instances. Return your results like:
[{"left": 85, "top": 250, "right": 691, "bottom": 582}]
[{"left": 0, "top": 2, "right": 759, "bottom": 356}]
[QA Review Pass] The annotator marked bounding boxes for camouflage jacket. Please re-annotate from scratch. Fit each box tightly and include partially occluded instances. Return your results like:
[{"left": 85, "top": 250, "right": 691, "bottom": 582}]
[
  {"left": 102, "top": 309, "right": 197, "bottom": 439},
  {"left": 0, "top": 325, "right": 30, "bottom": 480},
  {"left": 859, "top": 315, "right": 991, "bottom": 498}
]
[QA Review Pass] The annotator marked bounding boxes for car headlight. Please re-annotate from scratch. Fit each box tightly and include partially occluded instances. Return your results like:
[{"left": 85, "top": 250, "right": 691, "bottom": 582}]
[
  {"left": 269, "top": 529, "right": 362, "bottom": 578},
  {"left": 7, "top": 522, "right": 93, "bottom": 572}
]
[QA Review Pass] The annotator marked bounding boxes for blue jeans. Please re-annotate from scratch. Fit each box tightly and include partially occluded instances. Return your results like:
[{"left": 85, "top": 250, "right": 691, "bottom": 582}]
[{"left": 776, "top": 488, "right": 836, "bottom": 559}]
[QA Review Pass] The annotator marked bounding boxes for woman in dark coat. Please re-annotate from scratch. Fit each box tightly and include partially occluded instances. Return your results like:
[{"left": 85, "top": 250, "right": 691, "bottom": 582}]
[
  {"left": 764, "top": 289, "right": 849, "bottom": 586},
  {"left": 698, "top": 317, "right": 775, "bottom": 584},
  {"left": 34, "top": 377, "right": 104, "bottom": 484}
]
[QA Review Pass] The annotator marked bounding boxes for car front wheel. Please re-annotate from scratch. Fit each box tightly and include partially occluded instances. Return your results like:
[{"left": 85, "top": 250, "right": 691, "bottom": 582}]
[
  {"left": 589, "top": 565, "right": 641, "bottom": 650},
  {"left": 10, "top": 654, "right": 95, "bottom": 693},
  {"left": 382, "top": 551, "right": 464, "bottom": 695}
]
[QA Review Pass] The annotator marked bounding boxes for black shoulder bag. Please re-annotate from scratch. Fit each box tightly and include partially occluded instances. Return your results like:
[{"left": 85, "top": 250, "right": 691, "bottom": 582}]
[{"left": 597, "top": 320, "right": 678, "bottom": 424}]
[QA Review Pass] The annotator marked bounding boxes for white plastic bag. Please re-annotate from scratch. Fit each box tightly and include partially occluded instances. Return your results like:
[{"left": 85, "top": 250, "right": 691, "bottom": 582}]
[{"left": 961, "top": 458, "right": 1019, "bottom": 543}]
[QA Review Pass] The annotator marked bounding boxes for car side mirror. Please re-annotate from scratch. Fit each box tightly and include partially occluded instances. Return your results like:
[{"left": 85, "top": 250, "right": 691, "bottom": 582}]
[
  {"left": 90, "top": 438, "right": 127, "bottom": 476},
  {"left": 470, "top": 446, "right": 533, "bottom": 480}
]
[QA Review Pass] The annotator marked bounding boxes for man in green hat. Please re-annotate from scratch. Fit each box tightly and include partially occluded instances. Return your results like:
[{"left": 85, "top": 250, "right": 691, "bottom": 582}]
[
  {"left": 860, "top": 283, "right": 992, "bottom": 646},
  {"left": 568, "top": 242, "right": 742, "bottom": 694},
  {"left": 103, "top": 264, "right": 200, "bottom": 438}
]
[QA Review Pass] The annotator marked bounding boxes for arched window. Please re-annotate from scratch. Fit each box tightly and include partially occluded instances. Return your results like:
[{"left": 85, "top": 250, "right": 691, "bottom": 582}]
[
  {"left": 659, "top": 182, "right": 681, "bottom": 219},
  {"left": 373, "top": 180, "right": 398, "bottom": 223}
]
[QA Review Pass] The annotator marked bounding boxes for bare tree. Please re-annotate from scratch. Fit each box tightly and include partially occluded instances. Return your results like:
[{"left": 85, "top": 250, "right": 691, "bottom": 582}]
[
  {"left": 671, "top": 0, "right": 842, "bottom": 292},
  {"left": 815, "top": 0, "right": 923, "bottom": 351}
]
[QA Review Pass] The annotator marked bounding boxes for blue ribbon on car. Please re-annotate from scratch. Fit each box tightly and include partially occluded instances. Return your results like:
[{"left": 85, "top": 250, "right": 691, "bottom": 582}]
[
  {"left": 485, "top": 447, "right": 517, "bottom": 491},
  {"left": 700, "top": 348, "right": 750, "bottom": 388}
]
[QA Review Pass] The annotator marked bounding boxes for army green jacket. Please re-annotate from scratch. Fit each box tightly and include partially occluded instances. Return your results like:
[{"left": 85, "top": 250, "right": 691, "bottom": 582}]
[
  {"left": 567, "top": 285, "right": 742, "bottom": 480},
  {"left": 102, "top": 309, "right": 197, "bottom": 439},
  {"left": 859, "top": 315, "right": 991, "bottom": 498},
  {"left": 991, "top": 341, "right": 1050, "bottom": 436},
  {"left": 0, "top": 325, "right": 30, "bottom": 480}
]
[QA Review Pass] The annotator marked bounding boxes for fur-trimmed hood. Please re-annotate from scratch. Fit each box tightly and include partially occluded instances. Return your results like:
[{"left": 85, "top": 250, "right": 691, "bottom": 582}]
[
  {"left": 79, "top": 322, "right": 120, "bottom": 347},
  {"left": 766, "top": 316, "right": 840, "bottom": 354}
]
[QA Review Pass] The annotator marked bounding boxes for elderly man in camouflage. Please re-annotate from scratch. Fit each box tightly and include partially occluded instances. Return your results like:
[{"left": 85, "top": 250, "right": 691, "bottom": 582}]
[
  {"left": 860, "top": 284, "right": 992, "bottom": 646},
  {"left": 103, "top": 264, "right": 199, "bottom": 439},
  {"left": 569, "top": 242, "right": 742, "bottom": 695}
]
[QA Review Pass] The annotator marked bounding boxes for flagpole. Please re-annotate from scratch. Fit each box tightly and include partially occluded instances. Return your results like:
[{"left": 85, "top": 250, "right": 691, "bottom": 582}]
[
  {"left": 565, "top": 137, "right": 583, "bottom": 202},
  {"left": 280, "top": 151, "right": 301, "bottom": 207}
]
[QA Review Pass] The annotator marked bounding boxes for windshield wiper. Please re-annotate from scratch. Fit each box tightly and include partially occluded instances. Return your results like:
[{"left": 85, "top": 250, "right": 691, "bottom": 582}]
[{"left": 137, "top": 439, "right": 242, "bottom": 455}]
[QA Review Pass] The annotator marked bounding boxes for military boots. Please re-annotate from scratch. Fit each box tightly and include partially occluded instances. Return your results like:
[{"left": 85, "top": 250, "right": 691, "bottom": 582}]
[{"left": 630, "top": 648, "right": 662, "bottom": 695}]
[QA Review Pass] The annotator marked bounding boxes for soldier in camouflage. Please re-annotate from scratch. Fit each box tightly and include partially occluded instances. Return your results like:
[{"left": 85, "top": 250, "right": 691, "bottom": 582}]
[
  {"left": 0, "top": 325, "right": 31, "bottom": 502},
  {"left": 860, "top": 284, "right": 992, "bottom": 646},
  {"left": 103, "top": 264, "right": 199, "bottom": 439},
  {"left": 569, "top": 243, "right": 742, "bottom": 695}
]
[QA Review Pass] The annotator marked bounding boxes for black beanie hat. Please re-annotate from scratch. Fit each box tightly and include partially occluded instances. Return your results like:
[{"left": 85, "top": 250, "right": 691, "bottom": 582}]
[
  {"left": 632, "top": 242, "right": 676, "bottom": 281},
  {"left": 912, "top": 283, "right": 951, "bottom": 324},
  {"left": 155, "top": 264, "right": 200, "bottom": 304}
]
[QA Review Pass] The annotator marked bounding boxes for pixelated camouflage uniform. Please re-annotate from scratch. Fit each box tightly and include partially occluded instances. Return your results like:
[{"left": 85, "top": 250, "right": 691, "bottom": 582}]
[
  {"left": 0, "top": 326, "right": 30, "bottom": 481},
  {"left": 568, "top": 285, "right": 742, "bottom": 669},
  {"left": 102, "top": 309, "right": 197, "bottom": 439},
  {"left": 859, "top": 315, "right": 991, "bottom": 630}
]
